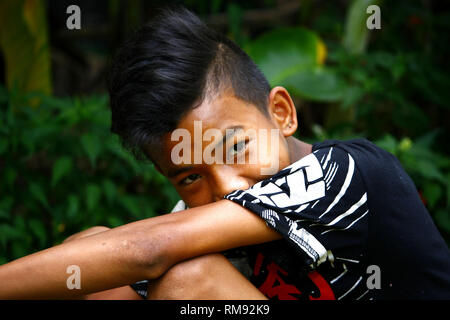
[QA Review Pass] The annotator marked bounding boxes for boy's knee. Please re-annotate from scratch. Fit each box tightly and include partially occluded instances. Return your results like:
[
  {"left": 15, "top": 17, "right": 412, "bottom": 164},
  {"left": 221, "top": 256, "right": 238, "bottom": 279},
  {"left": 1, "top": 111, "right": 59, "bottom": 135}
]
[
  {"left": 169, "top": 253, "right": 225, "bottom": 280},
  {"left": 147, "top": 253, "right": 226, "bottom": 299}
]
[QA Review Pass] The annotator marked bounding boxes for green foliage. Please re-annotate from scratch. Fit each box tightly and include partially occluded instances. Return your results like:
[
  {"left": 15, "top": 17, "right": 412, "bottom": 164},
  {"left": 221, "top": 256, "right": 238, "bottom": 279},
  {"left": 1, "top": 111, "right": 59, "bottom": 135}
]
[
  {"left": 0, "top": 88, "right": 180, "bottom": 262},
  {"left": 245, "top": 27, "right": 346, "bottom": 102},
  {"left": 326, "top": 48, "right": 450, "bottom": 138}
]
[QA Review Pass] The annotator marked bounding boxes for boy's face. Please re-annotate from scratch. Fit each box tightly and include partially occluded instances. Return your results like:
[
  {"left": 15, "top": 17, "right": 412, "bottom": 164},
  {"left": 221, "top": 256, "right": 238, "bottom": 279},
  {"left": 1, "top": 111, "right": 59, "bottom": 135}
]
[{"left": 152, "top": 87, "right": 299, "bottom": 208}]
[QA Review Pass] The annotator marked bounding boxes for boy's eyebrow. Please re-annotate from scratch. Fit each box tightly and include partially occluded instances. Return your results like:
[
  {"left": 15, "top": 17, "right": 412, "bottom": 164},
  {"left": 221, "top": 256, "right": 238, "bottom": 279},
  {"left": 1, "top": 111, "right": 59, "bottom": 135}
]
[
  {"left": 214, "top": 125, "right": 245, "bottom": 149},
  {"left": 167, "top": 165, "right": 194, "bottom": 179},
  {"left": 167, "top": 125, "right": 244, "bottom": 178}
]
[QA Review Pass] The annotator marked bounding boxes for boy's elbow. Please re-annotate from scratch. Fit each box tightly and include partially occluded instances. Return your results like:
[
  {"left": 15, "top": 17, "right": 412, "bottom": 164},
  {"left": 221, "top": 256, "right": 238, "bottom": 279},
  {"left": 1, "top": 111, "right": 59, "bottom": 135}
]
[{"left": 127, "top": 222, "right": 178, "bottom": 280}]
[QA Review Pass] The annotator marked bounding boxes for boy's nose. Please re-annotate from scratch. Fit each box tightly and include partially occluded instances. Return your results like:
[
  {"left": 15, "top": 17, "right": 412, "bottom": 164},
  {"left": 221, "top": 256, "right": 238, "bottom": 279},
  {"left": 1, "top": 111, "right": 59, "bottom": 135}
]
[{"left": 211, "top": 169, "right": 251, "bottom": 202}]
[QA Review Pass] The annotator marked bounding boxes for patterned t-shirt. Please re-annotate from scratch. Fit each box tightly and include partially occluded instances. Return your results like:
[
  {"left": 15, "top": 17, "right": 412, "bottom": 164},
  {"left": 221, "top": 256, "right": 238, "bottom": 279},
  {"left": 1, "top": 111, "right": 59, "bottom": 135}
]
[
  {"left": 131, "top": 139, "right": 450, "bottom": 300},
  {"left": 224, "top": 140, "right": 371, "bottom": 300},
  {"left": 224, "top": 139, "right": 450, "bottom": 300}
]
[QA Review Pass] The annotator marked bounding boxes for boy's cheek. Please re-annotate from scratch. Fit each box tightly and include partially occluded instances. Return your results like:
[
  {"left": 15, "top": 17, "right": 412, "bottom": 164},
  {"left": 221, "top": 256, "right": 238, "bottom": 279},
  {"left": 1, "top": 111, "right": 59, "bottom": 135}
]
[
  {"left": 256, "top": 153, "right": 278, "bottom": 176},
  {"left": 257, "top": 136, "right": 285, "bottom": 176},
  {"left": 176, "top": 187, "right": 213, "bottom": 208}
]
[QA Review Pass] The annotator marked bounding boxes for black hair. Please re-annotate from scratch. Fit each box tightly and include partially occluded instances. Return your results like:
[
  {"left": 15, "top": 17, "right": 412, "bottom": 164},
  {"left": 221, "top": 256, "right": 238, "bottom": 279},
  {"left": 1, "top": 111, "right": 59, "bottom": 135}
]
[{"left": 108, "top": 6, "right": 271, "bottom": 160}]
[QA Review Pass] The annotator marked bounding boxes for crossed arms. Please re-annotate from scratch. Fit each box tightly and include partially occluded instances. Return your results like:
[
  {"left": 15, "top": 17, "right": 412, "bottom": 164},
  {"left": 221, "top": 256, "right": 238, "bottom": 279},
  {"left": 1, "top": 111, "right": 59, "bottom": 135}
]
[{"left": 0, "top": 199, "right": 281, "bottom": 299}]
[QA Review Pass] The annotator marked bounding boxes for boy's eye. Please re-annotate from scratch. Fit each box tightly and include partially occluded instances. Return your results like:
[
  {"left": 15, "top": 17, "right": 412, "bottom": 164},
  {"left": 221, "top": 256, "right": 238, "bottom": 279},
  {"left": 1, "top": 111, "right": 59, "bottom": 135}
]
[
  {"left": 179, "top": 173, "right": 201, "bottom": 186},
  {"left": 228, "top": 140, "right": 248, "bottom": 157}
]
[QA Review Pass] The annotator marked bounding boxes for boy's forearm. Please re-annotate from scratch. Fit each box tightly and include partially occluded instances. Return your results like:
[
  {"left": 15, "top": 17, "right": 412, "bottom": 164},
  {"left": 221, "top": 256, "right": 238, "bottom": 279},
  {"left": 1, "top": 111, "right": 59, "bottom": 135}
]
[
  {"left": 0, "top": 200, "right": 281, "bottom": 299},
  {"left": 0, "top": 219, "right": 167, "bottom": 299}
]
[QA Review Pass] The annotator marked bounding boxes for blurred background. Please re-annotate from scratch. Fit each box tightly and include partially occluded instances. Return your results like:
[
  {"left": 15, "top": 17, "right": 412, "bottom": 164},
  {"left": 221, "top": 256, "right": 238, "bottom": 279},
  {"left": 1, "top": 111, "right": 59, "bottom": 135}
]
[{"left": 0, "top": 0, "right": 449, "bottom": 263}]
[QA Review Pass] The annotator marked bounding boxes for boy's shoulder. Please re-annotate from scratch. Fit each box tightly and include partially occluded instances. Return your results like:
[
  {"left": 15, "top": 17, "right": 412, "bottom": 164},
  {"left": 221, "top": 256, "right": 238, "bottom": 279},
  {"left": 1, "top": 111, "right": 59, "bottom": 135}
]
[
  {"left": 310, "top": 138, "right": 408, "bottom": 192},
  {"left": 311, "top": 138, "right": 393, "bottom": 166},
  {"left": 308, "top": 138, "right": 427, "bottom": 235}
]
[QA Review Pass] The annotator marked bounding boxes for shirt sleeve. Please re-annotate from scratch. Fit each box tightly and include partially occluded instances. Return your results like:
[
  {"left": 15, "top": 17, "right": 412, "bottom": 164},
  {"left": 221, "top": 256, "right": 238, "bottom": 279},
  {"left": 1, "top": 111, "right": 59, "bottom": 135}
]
[{"left": 224, "top": 146, "right": 369, "bottom": 270}]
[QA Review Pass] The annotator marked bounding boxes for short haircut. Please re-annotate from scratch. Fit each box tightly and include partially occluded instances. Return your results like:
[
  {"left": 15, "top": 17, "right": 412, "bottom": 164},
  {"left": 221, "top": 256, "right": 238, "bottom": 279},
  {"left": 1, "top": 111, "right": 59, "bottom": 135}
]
[{"left": 108, "top": 6, "right": 271, "bottom": 160}]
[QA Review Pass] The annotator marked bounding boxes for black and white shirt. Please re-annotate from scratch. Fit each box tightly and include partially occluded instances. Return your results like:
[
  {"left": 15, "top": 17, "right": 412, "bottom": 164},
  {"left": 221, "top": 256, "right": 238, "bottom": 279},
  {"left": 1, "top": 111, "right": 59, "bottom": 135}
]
[
  {"left": 224, "top": 140, "right": 371, "bottom": 300},
  {"left": 224, "top": 139, "right": 450, "bottom": 300},
  {"left": 132, "top": 139, "right": 450, "bottom": 300}
]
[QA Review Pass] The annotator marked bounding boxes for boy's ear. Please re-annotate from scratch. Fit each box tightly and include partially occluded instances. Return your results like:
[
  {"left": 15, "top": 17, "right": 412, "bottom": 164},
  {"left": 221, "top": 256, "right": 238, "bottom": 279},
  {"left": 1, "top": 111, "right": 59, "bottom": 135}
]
[{"left": 268, "top": 86, "right": 298, "bottom": 137}]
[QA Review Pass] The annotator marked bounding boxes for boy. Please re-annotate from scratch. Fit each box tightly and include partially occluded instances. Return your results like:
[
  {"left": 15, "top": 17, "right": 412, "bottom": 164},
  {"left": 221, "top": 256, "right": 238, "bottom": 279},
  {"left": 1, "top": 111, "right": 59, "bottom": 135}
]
[{"left": 0, "top": 7, "right": 449, "bottom": 300}]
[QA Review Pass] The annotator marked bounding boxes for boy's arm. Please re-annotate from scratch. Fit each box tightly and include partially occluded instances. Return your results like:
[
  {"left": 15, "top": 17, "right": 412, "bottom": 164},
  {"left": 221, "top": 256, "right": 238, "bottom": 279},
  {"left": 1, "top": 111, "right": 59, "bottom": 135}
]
[
  {"left": 62, "top": 226, "right": 144, "bottom": 300},
  {"left": 0, "top": 200, "right": 281, "bottom": 299}
]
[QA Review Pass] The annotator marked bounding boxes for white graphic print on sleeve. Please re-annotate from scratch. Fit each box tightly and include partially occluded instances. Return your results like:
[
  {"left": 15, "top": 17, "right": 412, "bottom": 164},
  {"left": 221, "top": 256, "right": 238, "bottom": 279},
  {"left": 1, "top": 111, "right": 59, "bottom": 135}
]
[
  {"left": 232, "top": 153, "right": 326, "bottom": 209},
  {"left": 225, "top": 147, "right": 369, "bottom": 270},
  {"left": 287, "top": 220, "right": 328, "bottom": 266}
]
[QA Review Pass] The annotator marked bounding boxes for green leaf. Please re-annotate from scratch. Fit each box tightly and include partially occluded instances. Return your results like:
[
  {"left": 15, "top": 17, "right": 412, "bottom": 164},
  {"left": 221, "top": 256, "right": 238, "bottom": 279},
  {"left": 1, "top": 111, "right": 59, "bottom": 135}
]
[
  {"left": 29, "top": 182, "right": 48, "bottom": 209},
  {"left": 341, "top": 85, "right": 364, "bottom": 110},
  {"left": 106, "top": 137, "right": 142, "bottom": 174},
  {"left": 28, "top": 218, "right": 46, "bottom": 247},
  {"left": 0, "top": 196, "right": 14, "bottom": 211},
  {"left": 3, "top": 167, "right": 17, "bottom": 189},
  {"left": 211, "top": 0, "right": 222, "bottom": 13},
  {"left": 11, "top": 241, "right": 28, "bottom": 259},
  {"left": 0, "top": 139, "right": 8, "bottom": 154},
  {"left": 414, "top": 129, "right": 440, "bottom": 149},
  {"left": 281, "top": 67, "right": 346, "bottom": 102},
  {"left": 107, "top": 215, "right": 124, "bottom": 228},
  {"left": 415, "top": 160, "right": 445, "bottom": 183},
  {"left": 102, "top": 179, "right": 117, "bottom": 206},
  {"left": 80, "top": 133, "right": 101, "bottom": 167},
  {"left": 0, "top": 209, "right": 10, "bottom": 220},
  {"left": 375, "top": 135, "right": 398, "bottom": 155},
  {"left": 85, "top": 184, "right": 101, "bottom": 212},
  {"left": 51, "top": 156, "right": 73, "bottom": 187},
  {"left": 246, "top": 27, "right": 318, "bottom": 84},
  {"left": 0, "top": 223, "right": 21, "bottom": 248},
  {"left": 446, "top": 173, "right": 450, "bottom": 207},
  {"left": 423, "top": 183, "right": 443, "bottom": 209},
  {"left": 66, "top": 194, "right": 80, "bottom": 219},
  {"left": 0, "top": 256, "right": 8, "bottom": 265},
  {"left": 118, "top": 195, "right": 141, "bottom": 219},
  {"left": 246, "top": 27, "right": 345, "bottom": 102},
  {"left": 0, "top": 85, "right": 8, "bottom": 104},
  {"left": 434, "top": 209, "right": 450, "bottom": 234},
  {"left": 0, "top": 196, "right": 14, "bottom": 220}
]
